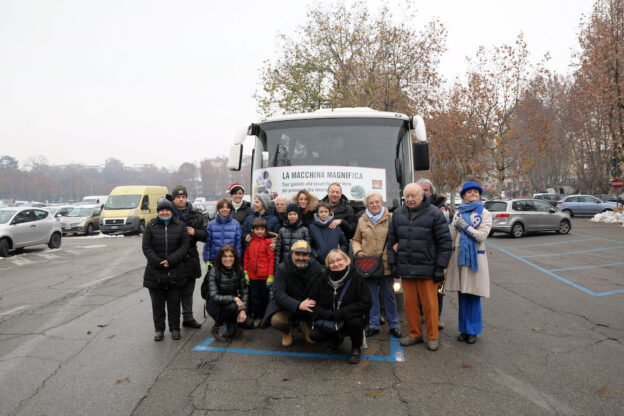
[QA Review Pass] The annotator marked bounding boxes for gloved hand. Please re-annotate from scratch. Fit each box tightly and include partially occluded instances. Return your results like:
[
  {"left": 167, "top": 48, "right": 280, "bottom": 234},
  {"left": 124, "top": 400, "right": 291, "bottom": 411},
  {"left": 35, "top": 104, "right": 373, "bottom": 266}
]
[
  {"left": 205, "top": 261, "right": 212, "bottom": 270},
  {"left": 317, "top": 308, "right": 334, "bottom": 320},
  {"left": 455, "top": 216, "right": 469, "bottom": 230},
  {"left": 433, "top": 266, "right": 445, "bottom": 283},
  {"left": 266, "top": 275, "right": 274, "bottom": 286},
  {"left": 244, "top": 271, "right": 250, "bottom": 285}
]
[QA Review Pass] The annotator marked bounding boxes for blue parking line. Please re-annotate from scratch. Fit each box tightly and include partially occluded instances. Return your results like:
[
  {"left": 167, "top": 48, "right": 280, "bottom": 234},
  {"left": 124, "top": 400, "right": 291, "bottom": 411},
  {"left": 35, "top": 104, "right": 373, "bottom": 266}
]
[
  {"left": 192, "top": 335, "right": 406, "bottom": 362},
  {"left": 504, "top": 238, "right": 598, "bottom": 249},
  {"left": 486, "top": 240, "right": 624, "bottom": 296},
  {"left": 549, "top": 262, "right": 624, "bottom": 272},
  {"left": 522, "top": 246, "right": 624, "bottom": 258},
  {"left": 570, "top": 232, "right": 624, "bottom": 245}
]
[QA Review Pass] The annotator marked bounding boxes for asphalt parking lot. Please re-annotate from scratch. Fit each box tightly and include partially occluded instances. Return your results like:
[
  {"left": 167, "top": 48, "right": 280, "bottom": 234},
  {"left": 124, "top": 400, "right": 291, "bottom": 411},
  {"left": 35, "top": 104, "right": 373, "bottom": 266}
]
[{"left": 1, "top": 218, "right": 623, "bottom": 416}]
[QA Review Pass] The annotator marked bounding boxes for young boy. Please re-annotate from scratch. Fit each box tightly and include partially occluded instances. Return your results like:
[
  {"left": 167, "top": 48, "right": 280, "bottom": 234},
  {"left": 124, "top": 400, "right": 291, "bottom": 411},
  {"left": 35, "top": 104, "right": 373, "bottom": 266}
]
[
  {"left": 309, "top": 201, "right": 348, "bottom": 263},
  {"left": 244, "top": 217, "right": 274, "bottom": 327},
  {"left": 275, "top": 203, "right": 311, "bottom": 264}
]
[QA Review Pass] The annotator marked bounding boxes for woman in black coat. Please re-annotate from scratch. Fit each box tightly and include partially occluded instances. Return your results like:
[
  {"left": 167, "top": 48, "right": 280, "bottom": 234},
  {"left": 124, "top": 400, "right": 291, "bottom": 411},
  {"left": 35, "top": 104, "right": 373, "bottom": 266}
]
[
  {"left": 308, "top": 249, "right": 372, "bottom": 364},
  {"left": 142, "top": 198, "right": 190, "bottom": 341},
  {"left": 200, "top": 244, "right": 248, "bottom": 342}
]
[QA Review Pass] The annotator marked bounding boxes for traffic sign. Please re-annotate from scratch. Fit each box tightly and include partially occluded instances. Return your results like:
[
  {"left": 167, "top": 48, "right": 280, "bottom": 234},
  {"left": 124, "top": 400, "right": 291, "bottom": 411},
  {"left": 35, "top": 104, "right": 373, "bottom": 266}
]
[{"left": 612, "top": 177, "right": 623, "bottom": 189}]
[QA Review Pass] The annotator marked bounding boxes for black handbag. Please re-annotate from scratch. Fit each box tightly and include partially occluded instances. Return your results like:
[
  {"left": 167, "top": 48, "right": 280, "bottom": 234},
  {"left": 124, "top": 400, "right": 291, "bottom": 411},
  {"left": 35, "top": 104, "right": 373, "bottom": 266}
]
[
  {"left": 354, "top": 238, "right": 387, "bottom": 279},
  {"left": 312, "top": 278, "right": 352, "bottom": 334}
]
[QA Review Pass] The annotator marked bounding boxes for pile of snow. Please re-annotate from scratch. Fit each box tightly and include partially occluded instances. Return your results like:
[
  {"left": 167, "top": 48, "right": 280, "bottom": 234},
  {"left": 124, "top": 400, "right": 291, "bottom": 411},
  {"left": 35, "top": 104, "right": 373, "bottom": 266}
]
[{"left": 592, "top": 210, "right": 624, "bottom": 225}]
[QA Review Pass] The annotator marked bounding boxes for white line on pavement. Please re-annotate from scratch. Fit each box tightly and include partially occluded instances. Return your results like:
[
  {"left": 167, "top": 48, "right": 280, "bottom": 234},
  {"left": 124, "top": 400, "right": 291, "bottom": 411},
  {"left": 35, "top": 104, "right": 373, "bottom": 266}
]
[{"left": 0, "top": 305, "right": 29, "bottom": 317}]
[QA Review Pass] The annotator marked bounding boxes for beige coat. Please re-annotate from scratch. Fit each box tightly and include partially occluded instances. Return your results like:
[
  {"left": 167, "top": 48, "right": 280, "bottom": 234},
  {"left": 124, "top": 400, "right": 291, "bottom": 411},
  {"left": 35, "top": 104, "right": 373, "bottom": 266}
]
[
  {"left": 352, "top": 209, "right": 392, "bottom": 276},
  {"left": 444, "top": 209, "right": 492, "bottom": 298}
]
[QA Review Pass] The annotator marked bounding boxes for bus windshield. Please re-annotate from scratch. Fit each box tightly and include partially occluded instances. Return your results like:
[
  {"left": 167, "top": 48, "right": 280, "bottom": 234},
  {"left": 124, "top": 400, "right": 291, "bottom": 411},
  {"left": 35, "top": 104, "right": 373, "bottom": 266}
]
[{"left": 259, "top": 117, "right": 409, "bottom": 208}]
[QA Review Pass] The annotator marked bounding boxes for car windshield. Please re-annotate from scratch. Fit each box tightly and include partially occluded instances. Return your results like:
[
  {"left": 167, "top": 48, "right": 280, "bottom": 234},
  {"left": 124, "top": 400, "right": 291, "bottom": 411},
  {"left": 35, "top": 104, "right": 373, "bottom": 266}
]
[
  {"left": 484, "top": 201, "right": 507, "bottom": 212},
  {"left": 0, "top": 210, "right": 15, "bottom": 224},
  {"left": 105, "top": 195, "right": 141, "bottom": 210},
  {"left": 67, "top": 208, "right": 93, "bottom": 217}
]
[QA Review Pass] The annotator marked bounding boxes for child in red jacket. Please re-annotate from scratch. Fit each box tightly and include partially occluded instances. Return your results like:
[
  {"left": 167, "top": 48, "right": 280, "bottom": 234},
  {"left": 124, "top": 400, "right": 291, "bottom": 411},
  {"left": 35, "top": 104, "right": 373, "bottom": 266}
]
[{"left": 244, "top": 217, "right": 274, "bottom": 327}]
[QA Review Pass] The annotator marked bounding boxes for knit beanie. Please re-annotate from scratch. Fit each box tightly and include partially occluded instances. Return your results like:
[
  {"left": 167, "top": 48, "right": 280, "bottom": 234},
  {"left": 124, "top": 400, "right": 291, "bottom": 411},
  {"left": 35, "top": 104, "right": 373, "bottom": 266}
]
[
  {"left": 286, "top": 203, "right": 300, "bottom": 216},
  {"left": 157, "top": 198, "right": 174, "bottom": 212}
]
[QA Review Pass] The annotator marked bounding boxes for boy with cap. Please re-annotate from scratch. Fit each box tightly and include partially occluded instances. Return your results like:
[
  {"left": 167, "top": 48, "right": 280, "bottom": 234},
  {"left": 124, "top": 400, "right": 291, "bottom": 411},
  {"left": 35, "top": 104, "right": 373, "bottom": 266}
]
[
  {"left": 244, "top": 217, "right": 275, "bottom": 327},
  {"left": 275, "top": 203, "right": 311, "bottom": 265}
]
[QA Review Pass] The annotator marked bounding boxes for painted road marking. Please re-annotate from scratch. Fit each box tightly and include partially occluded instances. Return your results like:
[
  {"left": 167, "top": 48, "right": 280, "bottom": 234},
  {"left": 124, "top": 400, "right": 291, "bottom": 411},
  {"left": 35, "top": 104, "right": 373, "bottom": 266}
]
[
  {"left": 9, "top": 257, "right": 36, "bottom": 266},
  {"left": 487, "top": 240, "right": 624, "bottom": 297},
  {"left": 193, "top": 335, "right": 406, "bottom": 362},
  {"left": 504, "top": 238, "right": 599, "bottom": 249},
  {"left": 522, "top": 246, "right": 624, "bottom": 258},
  {"left": 0, "top": 305, "right": 29, "bottom": 317},
  {"left": 37, "top": 253, "right": 60, "bottom": 260},
  {"left": 570, "top": 232, "right": 624, "bottom": 245},
  {"left": 548, "top": 262, "right": 624, "bottom": 272}
]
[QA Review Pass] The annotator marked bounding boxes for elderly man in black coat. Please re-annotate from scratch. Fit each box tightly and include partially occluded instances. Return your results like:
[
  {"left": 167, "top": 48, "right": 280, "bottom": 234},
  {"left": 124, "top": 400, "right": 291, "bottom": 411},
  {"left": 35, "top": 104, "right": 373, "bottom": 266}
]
[
  {"left": 322, "top": 183, "right": 357, "bottom": 239},
  {"left": 261, "top": 240, "right": 324, "bottom": 347},
  {"left": 170, "top": 185, "right": 208, "bottom": 329},
  {"left": 388, "top": 183, "right": 451, "bottom": 351}
]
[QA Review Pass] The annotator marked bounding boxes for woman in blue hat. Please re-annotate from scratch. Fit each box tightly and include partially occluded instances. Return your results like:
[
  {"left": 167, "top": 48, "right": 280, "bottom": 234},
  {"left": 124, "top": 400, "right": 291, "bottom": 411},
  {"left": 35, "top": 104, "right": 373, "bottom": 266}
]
[{"left": 444, "top": 181, "right": 492, "bottom": 344}]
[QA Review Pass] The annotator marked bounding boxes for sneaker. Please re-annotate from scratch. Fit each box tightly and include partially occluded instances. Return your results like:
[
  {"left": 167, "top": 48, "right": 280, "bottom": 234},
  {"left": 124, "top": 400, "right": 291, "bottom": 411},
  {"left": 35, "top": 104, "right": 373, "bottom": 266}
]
[
  {"left": 281, "top": 328, "right": 293, "bottom": 347},
  {"left": 426, "top": 339, "right": 439, "bottom": 351},
  {"left": 348, "top": 348, "right": 361, "bottom": 364},
  {"left": 300, "top": 322, "right": 315, "bottom": 344},
  {"left": 458, "top": 333, "right": 468, "bottom": 342},
  {"left": 171, "top": 330, "right": 181, "bottom": 340},
  {"left": 400, "top": 336, "right": 424, "bottom": 346},
  {"left": 211, "top": 325, "right": 227, "bottom": 342},
  {"left": 466, "top": 334, "right": 478, "bottom": 344},
  {"left": 365, "top": 327, "right": 380, "bottom": 337},
  {"left": 389, "top": 328, "right": 402, "bottom": 338},
  {"left": 438, "top": 318, "right": 445, "bottom": 330},
  {"left": 183, "top": 319, "right": 202, "bottom": 329},
  {"left": 154, "top": 331, "right": 164, "bottom": 342},
  {"left": 224, "top": 323, "right": 236, "bottom": 338}
]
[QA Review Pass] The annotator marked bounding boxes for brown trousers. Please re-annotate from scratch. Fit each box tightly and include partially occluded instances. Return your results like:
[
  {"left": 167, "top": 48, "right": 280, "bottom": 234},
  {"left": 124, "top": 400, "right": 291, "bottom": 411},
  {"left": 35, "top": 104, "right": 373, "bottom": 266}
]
[{"left": 402, "top": 278, "right": 438, "bottom": 340}]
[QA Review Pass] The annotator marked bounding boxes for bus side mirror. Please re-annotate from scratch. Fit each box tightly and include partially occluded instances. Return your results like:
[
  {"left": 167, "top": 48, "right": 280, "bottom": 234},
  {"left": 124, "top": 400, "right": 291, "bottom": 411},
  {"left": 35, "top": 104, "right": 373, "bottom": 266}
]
[
  {"left": 413, "top": 142, "right": 430, "bottom": 171},
  {"left": 228, "top": 144, "right": 243, "bottom": 171}
]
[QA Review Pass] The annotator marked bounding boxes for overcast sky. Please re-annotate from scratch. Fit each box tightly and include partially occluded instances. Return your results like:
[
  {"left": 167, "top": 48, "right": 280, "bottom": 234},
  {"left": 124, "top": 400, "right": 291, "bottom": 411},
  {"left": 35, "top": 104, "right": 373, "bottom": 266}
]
[{"left": 0, "top": 0, "right": 595, "bottom": 170}]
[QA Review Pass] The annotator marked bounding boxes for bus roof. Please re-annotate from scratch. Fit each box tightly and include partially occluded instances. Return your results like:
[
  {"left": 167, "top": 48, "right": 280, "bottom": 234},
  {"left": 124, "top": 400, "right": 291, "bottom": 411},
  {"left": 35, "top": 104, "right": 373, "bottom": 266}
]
[{"left": 255, "top": 107, "right": 410, "bottom": 124}]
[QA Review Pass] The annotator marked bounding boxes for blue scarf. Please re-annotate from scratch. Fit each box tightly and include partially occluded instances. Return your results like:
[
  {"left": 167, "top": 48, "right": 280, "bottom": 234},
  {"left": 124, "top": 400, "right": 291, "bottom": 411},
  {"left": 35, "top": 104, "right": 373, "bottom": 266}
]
[
  {"left": 366, "top": 206, "right": 385, "bottom": 225},
  {"left": 171, "top": 203, "right": 190, "bottom": 221},
  {"left": 458, "top": 201, "right": 484, "bottom": 272},
  {"left": 158, "top": 215, "right": 171, "bottom": 225},
  {"left": 217, "top": 213, "right": 232, "bottom": 224}
]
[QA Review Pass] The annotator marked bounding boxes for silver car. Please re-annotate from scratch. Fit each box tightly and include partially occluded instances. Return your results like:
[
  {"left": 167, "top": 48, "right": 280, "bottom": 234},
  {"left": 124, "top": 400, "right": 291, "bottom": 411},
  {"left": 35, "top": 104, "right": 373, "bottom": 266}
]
[
  {"left": 484, "top": 199, "right": 572, "bottom": 238},
  {"left": 59, "top": 204, "right": 102, "bottom": 235},
  {"left": 0, "top": 207, "right": 63, "bottom": 256}
]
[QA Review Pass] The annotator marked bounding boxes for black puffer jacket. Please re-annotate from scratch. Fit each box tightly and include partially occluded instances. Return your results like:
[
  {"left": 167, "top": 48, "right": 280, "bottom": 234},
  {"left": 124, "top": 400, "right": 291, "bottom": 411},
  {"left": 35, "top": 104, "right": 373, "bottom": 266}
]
[
  {"left": 275, "top": 219, "right": 311, "bottom": 264},
  {"left": 322, "top": 194, "right": 357, "bottom": 239},
  {"left": 232, "top": 200, "right": 253, "bottom": 225},
  {"left": 387, "top": 200, "right": 452, "bottom": 279},
  {"left": 261, "top": 256, "right": 324, "bottom": 327},
  {"left": 200, "top": 266, "right": 248, "bottom": 309},
  {"left": 172, "top": 203, "right": 208, "bottom": 279},
  {"left": 309, "top": 266, "right": 372, "bottom": 322},
  {"left": 142, "top": 216, "right": 190, "bottom": 289}
]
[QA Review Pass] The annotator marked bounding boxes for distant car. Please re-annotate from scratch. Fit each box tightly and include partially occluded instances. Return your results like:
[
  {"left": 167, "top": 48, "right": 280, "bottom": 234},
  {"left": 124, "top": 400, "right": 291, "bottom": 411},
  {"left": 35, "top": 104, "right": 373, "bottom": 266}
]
[
  {"left": 59, "top": 204, "right": 102, "bottom": 235},
  {"left": 557, "top": 195, "right": 616, "bottom": 217},
  {"left": 532, "top": 193, "right": 566, "bottom": 208},
  {"left": 44, "top": 204, "right": 76, "bottom": 218},
  {"left": 484, "top": 199, "right": 572, "bottom": 238},
  {"left": 0, "top": 207, "right": 62, "bottom": 257},
  {"left": 596, "top": 194, "right": 624, "bottom": 205}
]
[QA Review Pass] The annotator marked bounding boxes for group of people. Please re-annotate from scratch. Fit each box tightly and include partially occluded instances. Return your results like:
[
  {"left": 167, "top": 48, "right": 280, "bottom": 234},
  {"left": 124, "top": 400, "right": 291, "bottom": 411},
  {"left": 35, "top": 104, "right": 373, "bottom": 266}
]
[{"left": 141, "top": 179, "right": 492, "bottom": 363}]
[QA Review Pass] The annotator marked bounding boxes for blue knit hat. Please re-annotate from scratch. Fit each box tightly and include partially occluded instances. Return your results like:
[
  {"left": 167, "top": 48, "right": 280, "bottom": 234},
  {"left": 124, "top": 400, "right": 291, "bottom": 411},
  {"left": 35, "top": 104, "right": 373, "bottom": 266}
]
[
  {"left": 460, "top": 181, "right": 483, "bottom": 198},
  {"left": 286, "top": 203, "right": 300, "bottom": 215}
]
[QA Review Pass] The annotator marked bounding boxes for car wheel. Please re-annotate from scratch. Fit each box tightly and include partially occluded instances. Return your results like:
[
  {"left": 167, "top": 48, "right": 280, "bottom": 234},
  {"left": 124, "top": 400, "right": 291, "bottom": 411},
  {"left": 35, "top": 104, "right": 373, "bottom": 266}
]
[
  {"left": 557, "top": 219, "right": 571, "bottom": 234},
  {"left": 48, "top": 232, "right": 62, "bottom": 249},
  {"left": 86, "top": 223, "right": 94, "bottom": 235},
  {"left": 511, "top": 222, "right": 525, "bottom": 238},
  {"left": 0, "top": 239, "right": 10, "bottom": 257},
  {"left": 138, "top": 220, "right": 146, "bottom": 234},
  {"left": 563, "top": 209, "right": 573, "bottom": 218}
]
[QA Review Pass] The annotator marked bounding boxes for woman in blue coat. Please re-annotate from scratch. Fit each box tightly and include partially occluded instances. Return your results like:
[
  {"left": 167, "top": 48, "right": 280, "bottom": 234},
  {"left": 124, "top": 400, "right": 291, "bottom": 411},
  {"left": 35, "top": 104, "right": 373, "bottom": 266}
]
[{"left": 203, "top": 198, "right": 242, "bottom": 267}]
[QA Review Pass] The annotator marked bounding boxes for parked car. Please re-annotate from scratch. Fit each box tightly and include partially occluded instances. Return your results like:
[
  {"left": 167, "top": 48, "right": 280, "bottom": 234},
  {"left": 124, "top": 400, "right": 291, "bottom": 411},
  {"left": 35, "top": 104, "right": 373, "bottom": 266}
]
[
  {"left": 557, "top": 195, "right": 616, "bottom": 217},
  {"left": 532, "top": 193, "right": 566, "bottom": 207},
  {"left": 596, "top": 194, "right": 624, "bottom": 205},
  {"left": 484, "top": 199, "right": 572, "bottom": 238},
  {"left": 44, "top": 204, "right": 76, "bottom": 218},
  {"left": 59, "top": 204, "right": 102, "bottom": 235},
  {"left": 0, "top": 207, "right": 62, "bottom": 256}
]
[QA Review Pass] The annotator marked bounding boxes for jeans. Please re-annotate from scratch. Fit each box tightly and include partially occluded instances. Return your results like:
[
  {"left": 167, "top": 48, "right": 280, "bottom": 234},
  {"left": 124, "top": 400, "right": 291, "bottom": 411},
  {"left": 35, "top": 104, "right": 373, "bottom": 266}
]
[{"left": 366, "top": 276, "right": 399, "bottom": 330}]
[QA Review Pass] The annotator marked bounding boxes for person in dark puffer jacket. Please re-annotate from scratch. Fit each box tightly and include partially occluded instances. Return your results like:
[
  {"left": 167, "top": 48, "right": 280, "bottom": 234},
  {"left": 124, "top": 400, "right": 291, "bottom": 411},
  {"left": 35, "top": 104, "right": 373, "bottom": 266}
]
[
  {"left": 200, "top": 244, "right": 248, "bottom": 342},
  {"left": 387, "top": 183, "right": 452, "bottom": 351},
  {"left": 229, "top": 183, "right": 253, "bottom": 225},
  {"left": 203, "top": 198, "right": 242, "bottom": 265},
  {"left": 143, "top": 198, "right": 190, "bottom": 342},
  {"left": 309, "top": 201, "right": 348, "bottom": 264},
  {"left": 322, "top": 183, "right": 357, "bottom": 239},
  {"left": 170, "top": 185, "right": 208, "bottom": 329},
  {"left": 275, "top": 204, "right": 311, "bottom": 265}
]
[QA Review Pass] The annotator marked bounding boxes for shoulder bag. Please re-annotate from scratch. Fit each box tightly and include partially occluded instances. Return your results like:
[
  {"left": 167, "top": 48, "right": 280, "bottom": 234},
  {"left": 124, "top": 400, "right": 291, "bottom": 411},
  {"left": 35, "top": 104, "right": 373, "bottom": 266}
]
[{"left": 354, "top": 238, "right": 387, "bottom": 279}]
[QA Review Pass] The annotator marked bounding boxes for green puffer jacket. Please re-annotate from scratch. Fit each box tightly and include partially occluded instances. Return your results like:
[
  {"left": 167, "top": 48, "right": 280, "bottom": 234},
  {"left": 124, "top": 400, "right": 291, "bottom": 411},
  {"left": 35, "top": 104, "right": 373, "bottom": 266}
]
[{"left": 200, "top": 266, "right": 248, "bottom": 310}]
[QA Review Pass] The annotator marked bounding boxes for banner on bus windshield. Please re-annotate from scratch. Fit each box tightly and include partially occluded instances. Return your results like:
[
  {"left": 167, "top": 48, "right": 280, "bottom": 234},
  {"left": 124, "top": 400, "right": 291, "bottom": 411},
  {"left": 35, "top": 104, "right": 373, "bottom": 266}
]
[{"left": 252, "top": 165, "right": 387, "bottom": 202}]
